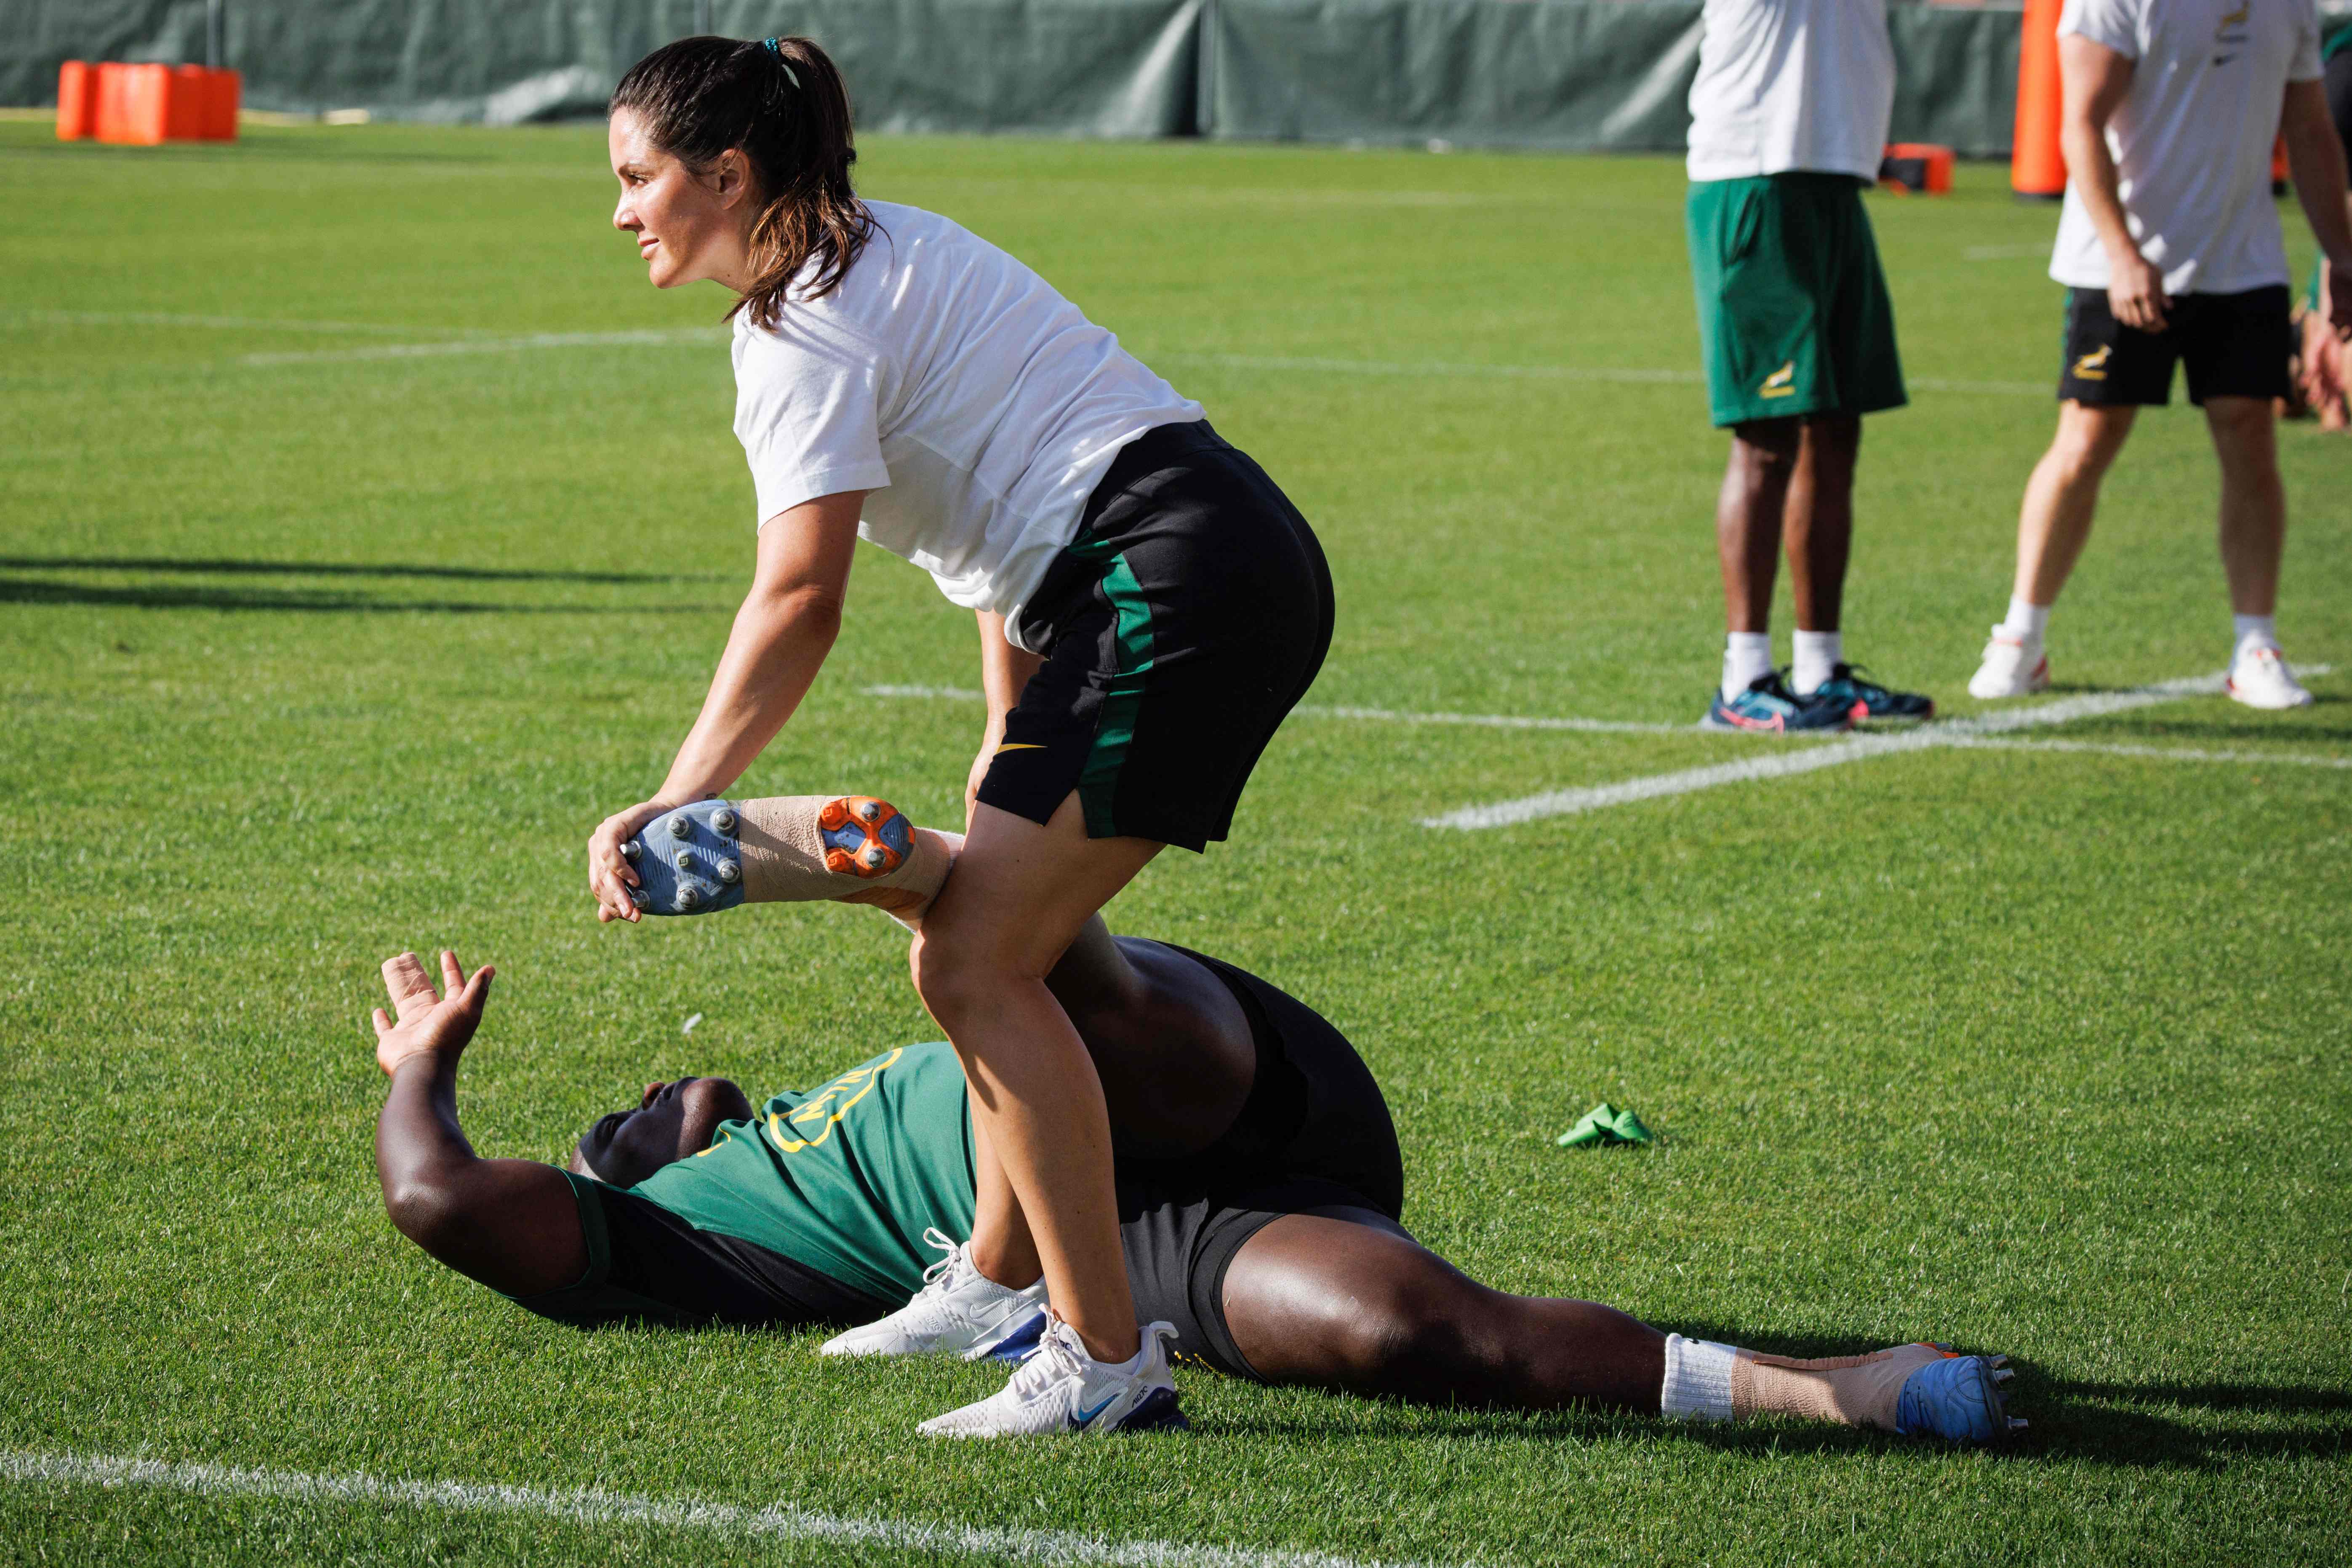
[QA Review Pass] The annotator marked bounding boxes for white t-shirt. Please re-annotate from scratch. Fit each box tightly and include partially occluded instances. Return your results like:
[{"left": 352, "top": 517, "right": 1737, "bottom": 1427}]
[
  {"left": 1686, "top": 0, "right": 1896, "bottom": 182},
  {"left": 731, "top": 201, "right": 1203, "bottom": 650},
  {"left": 2050, "top": 0, "right": 2323, "bottom": 294}
]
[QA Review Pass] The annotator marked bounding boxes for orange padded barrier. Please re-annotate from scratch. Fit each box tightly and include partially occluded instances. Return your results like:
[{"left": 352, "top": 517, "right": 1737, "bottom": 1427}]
[
  {"left": 168, "top": 66, "right": 208, "bottom": 141},
  {"left": 199, "top": 69, "right": 241, "bottom": 140},
  {"left": 2012, "top": 0, "right": 2067, "bottom": 199},
  {"left": 56, "top": 61, "right": 97, "bottom": 140},
  {"left": 84, "top": 62, "right": 240, "bottom": 145},
  {"left": 1879, "top": 143, "right": 1955, "bottom": 195},
  {"left": 95, "top": 63, "right": 171, "bottom": 145}
]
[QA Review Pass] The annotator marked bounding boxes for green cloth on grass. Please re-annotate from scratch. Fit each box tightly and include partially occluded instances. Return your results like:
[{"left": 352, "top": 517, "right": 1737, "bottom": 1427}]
[{"left": 1557, "top": 1103, "right": 1652, "bottom": 1148}]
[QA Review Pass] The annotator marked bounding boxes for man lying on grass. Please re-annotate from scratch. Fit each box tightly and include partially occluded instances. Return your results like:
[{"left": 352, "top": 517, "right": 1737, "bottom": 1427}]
[{"left": 370, "top": 925, "right": 2021, "bottom": 1443}]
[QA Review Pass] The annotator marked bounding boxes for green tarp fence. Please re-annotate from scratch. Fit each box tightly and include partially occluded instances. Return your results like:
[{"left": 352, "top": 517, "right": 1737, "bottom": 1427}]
[{"left": 5, "top": 0, "right": 2022, "bottom": 155}]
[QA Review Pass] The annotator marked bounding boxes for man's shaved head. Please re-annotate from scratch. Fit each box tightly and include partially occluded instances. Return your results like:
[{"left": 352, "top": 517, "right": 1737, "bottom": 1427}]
[{"left": 573, "top": 1075, "right": 755, "bottom": 1187}]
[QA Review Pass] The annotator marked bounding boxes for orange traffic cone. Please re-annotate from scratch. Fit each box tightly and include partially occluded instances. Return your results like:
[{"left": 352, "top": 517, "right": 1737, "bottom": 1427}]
[{"left": 2012, "top": 0, "right": 2066, "bottom": 200}]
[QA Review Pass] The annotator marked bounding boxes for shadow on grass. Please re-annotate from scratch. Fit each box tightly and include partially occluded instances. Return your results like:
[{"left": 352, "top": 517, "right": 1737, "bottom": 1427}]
[
  {"left": 1210, "top": 1324, "right": 2350, "bottom": 1469},
  {"left": 1205, "top": 1380, "right": 2349, "bottom": 1469},
  {"left": 0, "top": 555, "right": 721, "bottom": 585},
  {"left": 0, "top": 577, "right": 726, "bottom": 615}
]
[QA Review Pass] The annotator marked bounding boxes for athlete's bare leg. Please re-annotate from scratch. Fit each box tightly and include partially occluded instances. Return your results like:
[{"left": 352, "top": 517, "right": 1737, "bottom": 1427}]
[
  {"left": 2205, "top": 395, "right": 2286, "bottom": 617},
  {"left": 2011, "top": 401, "right": 2137, "bottom": 607},
  {"left": 965, "top": 921, "right": 1257, "bottom": 1289},
  {"left": 1221, "top": 1211, "right": 1667, "bottom": 1412},
  {"left": 910, "top": 793, "right": 1161, "bottom": 1364},
  {"left": 1717, "top": 414, "right": 1858, "bottom": 637},
  {"left": 1783, "top": 414, "right": 1858, "bottom": 634}
]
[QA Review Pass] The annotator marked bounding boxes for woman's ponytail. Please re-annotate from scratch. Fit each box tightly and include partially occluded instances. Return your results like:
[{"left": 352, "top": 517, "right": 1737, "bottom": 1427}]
[{"left": 611, "top": 35, "right": 875, "bottom": 327}]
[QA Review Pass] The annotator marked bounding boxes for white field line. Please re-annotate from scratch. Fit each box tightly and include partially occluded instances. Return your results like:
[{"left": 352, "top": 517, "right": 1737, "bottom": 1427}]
[
  {"left": 0, "top": 1450, "right": 1448, "bottom": 1568},
  {"left": 5, "top": 309, "right": 491, "bottom": 339},
  {"left": 1151, "top": 352, "right": 2042, "bottom": 397},
  {"left": 860, "top": 685, "right": 1691, "bottom": 735},
  {"left": 1419, "top": 667, "right": 2336, "bottom": 829},
  {"left": 137, "top": 327, "right": 2037, "bottom": 395},
  {"left": 1947, "top": 735, "right": 2352, "bottom": 769},
  {"left": 242, "top": 328, "right": 725, "bottom": 366}
]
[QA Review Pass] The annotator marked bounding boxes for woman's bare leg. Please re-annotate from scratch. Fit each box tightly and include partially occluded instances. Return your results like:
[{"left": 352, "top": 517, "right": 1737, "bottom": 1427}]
[
  {"left": 910, "top": 793, "right": 1161, "bottom": 1363},
  {"left": 964, "top": 1118, "right": 1042, "bottom": 1290}
]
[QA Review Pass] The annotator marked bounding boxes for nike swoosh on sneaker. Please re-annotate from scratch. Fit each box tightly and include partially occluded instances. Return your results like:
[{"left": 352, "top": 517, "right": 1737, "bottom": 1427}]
[{"left": 1071, "top": 1391, "right": 1121, "bottom": 1428}]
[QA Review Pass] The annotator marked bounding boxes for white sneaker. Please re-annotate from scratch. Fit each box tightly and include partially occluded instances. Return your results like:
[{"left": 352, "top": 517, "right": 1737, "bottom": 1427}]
[
  {"left": 917, "top": 1317, "right": 1186, "bottom": 1438},
  {"left": 819, "top": 1229, "right": 1049, "bottom": 1362},
  {"left": 2228, "top": 646, "right": 2315, "bottom": 709},
  {"left": 1968, "top": 629, "right": 2050, "bottom": 699}
]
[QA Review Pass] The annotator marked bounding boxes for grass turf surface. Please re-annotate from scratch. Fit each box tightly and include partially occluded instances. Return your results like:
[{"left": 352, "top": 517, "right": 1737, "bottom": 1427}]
[{"left": 3, "top": 120, "right": 2349, "bottom": 1565}]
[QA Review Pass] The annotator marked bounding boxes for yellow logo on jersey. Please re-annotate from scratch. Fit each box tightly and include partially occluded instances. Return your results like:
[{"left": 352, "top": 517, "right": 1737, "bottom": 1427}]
[
  {"left": 995, "top": 741, "right": 1044, "bottom": 753},
  {"left": 2214, "top": 0, "right": 2248, "bottom": 59},
  {"left": 765, "top": 1046, "right": 904, "bottom": 1154},
  {"left": 1758, "top": 361, "right": 1797, "bottom": 399},
  {"left": 2073, "top": 344, "right": 2112, "bottom": 381}
]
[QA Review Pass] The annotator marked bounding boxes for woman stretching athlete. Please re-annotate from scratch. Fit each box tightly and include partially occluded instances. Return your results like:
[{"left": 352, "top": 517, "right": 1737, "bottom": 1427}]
[{"left": 583, "top": 36, "right": 1333, "bottom": 1436}]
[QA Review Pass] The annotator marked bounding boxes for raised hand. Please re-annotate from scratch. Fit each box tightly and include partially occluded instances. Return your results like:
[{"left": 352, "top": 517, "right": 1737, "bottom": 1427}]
[{"left": 372, "top": 950, "right": 495, "bottom": 1076}]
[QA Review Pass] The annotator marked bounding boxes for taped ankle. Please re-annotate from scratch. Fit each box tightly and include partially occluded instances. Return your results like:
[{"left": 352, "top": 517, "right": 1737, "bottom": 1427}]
[
  {"left": 1731, "top": 1343, "right": 1947, "bottom": 1432},
  {"left": 626, "top": 795, "right": 954, "bottom": 916}
]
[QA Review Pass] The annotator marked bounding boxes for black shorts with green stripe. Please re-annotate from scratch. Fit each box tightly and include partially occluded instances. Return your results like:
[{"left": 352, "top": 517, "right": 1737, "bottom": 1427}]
[{"left": 979, "top": 420, "right": 1332, "bottom": 853}]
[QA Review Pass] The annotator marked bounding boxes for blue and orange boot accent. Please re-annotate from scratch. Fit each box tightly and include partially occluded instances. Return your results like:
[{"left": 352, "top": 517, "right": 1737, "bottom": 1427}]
[
  {"left": 1701, "top": 671, "right": 1854, "bottom": 733},
  {"left": 820, "top": 795, "right": 914, "bottom": 878},
  {"left": 1810, "top": 662, "right": 1934, "bottom": 725}
]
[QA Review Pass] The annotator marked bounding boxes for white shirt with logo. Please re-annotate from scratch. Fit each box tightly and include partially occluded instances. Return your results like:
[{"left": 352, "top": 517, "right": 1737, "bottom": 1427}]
[
  {"left": 731, "top": 201, "right": 1203, "bottom": 651},
  {"left": 2050, "top": 0, "right": 2324, "bottom": 294},
  {"left": 1686, "top": 0, "right": 1897, "bottom": 182}
]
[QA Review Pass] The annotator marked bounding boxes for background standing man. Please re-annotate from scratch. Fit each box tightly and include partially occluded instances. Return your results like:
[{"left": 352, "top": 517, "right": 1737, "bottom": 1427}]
[
  {"left": 1969, "top": 0, "right": 2352, "bottom": 708},
  {"left": 1686, "top": 0, "right": 1936, "bottom": 733}
]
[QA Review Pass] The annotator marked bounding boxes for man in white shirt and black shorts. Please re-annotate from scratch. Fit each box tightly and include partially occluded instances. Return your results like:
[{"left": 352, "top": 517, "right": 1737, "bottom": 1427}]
[
  {"left": 1968, "top": 0, "right": 2352, "bottom": 709},
  {"left": 1685, "top": 0, "right": 1936, "bottom": 734}
]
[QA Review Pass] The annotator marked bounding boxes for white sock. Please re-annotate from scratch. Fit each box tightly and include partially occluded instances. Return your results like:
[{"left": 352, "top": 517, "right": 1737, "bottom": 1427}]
[
  {"left": 1660, "top": 1334, "right": 1737, "bottom": 1421},
  {"left": 2232, "top": 614, "right": 2280, "bottom": 663},
  {"left": 1790, "top": 629, "right": 1843, "bottom": 696},
  {"left": 1722, "top": 633, "right": 1773, "bottom": 701},
  {"left": 1999, "top": 597, "right": 2050, "bottom": 647}
]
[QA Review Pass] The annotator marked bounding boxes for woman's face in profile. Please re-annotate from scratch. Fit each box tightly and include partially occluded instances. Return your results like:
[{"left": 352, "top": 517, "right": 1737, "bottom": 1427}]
[{"left": 608, "top": 108, "right": 750, "bottom": 291}]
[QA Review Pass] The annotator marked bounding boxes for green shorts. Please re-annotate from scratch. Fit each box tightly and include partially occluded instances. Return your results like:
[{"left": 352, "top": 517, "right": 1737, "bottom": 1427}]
[{"left": 1686, "top": 173, "right": 1908, "bottom": 428}]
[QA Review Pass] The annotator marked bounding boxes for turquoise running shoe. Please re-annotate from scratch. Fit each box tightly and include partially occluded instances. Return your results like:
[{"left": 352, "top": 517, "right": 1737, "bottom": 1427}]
[
  {"left": 1701, "top": 672, "right": 1854, "bottom": 733},
  {"left": 1895, "top": 1347, "right": 2022, "bottom": 1444},
  {"left": 1808, "top": 662, "right": 1935, "bottom": 724}
]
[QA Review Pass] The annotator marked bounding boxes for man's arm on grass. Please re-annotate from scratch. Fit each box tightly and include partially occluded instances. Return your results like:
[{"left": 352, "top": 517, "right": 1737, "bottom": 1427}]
[
  {"left": 2058, "top": 33, "right": 2169, "bottom": 331},
  {"left": 371, "top": 951, "right": 585, "bottom": 1296},
  {"left": 2282, "top": 76, "right": 2352, "bottom": 338}
]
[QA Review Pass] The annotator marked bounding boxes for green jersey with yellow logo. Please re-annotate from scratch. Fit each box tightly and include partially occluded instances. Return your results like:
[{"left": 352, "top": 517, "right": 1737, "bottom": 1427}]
[{"left": 629, "top": 1041, "right": 976, "bottom": 1306}]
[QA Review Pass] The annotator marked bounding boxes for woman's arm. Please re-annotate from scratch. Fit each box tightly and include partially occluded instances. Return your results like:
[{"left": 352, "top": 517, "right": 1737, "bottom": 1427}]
[
  {"left": 589, "top": 491, "right": 867, "bottom": 922},
  {"left": 371, "top": 951, "right": 585, "bottom": 1296},
  {"left": 967, "top": 611, "right": 1044, "bottom": 827}
]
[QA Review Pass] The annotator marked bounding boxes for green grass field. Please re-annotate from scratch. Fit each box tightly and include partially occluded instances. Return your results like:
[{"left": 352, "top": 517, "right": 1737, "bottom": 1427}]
[{"left": 3, "top": 119, "right": 2349, "bottom": 1566}]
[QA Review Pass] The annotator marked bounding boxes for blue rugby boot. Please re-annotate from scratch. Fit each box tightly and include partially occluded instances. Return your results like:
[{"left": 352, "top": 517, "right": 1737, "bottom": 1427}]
[
  {"left": 1896, "top": 1347, "right": 2021, "bottom": 1445},
  {"left": 1701, "top": 671, "right": 1854, "bottom": 734},
  {"left": 624, "top": 800, "right": 749, "bottom": 917},
  {"left": 1808, "top": 662, "right": 1935, "bottom": 725}
]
